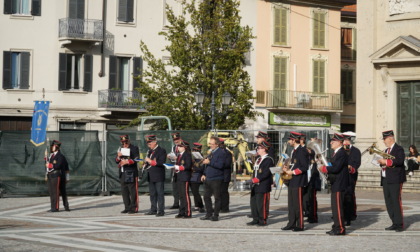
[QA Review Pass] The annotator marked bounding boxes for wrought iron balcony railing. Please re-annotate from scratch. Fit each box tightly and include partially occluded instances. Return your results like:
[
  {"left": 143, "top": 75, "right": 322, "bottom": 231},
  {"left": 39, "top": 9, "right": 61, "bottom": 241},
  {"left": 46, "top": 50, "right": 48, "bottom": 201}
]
[
  {"left": 98, "top": 90, "right": 143, "bottom": 110},
  {"left": 265, "top": 90, "right": 343, "bottom": 111},
  {"left": 59, "top": 18, "right": 103, "bottom": 41}
]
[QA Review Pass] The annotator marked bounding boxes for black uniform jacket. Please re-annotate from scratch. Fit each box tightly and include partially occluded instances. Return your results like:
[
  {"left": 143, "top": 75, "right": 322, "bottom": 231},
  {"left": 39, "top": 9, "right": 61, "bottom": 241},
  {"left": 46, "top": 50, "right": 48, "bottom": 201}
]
[
  {"left": 289, "top": 145, "right": 309, "bottom": 188},
  {"left": 223, "top": 148, "right": 233, "bottom": 183},
  {"left": 191, "top": 158, "right": 205, "bottom": 183},
  {"left": 348, "top": 145, "right": 361, "bottom": 182},
  {"left": 115, "top": 144, "right": 140, "bottom": 178},
  {"left": 176, "top": 151, "right": 192, "bottom": 182},
  {"left": 50, "top": 151, "right": 69, "bottom": 176},
  {"left": 252, "top": 155, "right": 274, "bottom": 193},
  {"left": 327, "top": 147, "right": 349, "bottom": 193},
  {"left": 381, "top": 143, "right": 406, "bottom": 185},
  {"left": 146, "top": 145, "right": 167, "bottom": 183},
  {"left": 308, "top": 151, "right": 321, "bottom": 190}
]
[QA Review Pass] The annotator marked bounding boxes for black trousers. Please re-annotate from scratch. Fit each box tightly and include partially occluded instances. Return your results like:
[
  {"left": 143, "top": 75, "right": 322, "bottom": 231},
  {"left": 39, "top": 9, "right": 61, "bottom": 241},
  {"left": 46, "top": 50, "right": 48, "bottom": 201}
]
[
  {"left": 220, "top": 181, "right": 230, "bottom": 211},
  {"left": 120, "top": 177, "right": 139, "bottom": 212},
  {"left": 286, "top": 186, "right": 304, "bottom": 229},
  {"left": 307, "top": 186, "right": 318, "bottom": 222},
  {"left": 203, "top": 179, "right": 222, "bottom": 217},
  {"left": 407, "top": 159, "right": 419, "bottom": 172},
  {"left": 382, "top": 179, "right": 404, "bottom": 228},
  {"left": 331, "top": 191, "right": 345, "bottom": 234},
  {"left": 172, "top": 173, "right": 179, "bottom": 207},
  {"left": 149, "top": 181, "right": 165, "bottom": 213},
  {"left": 177, "top": 181, "right": 192, "bottom": 216},
  {"left": 344, "top": 180, "right": 357, "bottom": 222},
  {"left": 250, "top": 189, "right": 270, "bottom": 224},
  {"left": 190, "top": 183, "right": 204, "bottom": 208},
  {"left": 47, "top": 171, "right": 61, "bottom": 211},
  {"left": 59, "top": 176, "right": 69, "bottom": 209}
]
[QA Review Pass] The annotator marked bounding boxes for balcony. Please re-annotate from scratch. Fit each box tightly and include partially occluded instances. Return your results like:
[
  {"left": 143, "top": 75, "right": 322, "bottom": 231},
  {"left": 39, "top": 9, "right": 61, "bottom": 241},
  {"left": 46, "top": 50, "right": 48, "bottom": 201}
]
[
  {"left": 59, "top": 18, "right": 103, "bottom": 44},
  {"left": 98, "top": 90, "right": 143, "bottom": 110},
  {"left": 264, "top": 90, "right": 343, "bottom": 112}
]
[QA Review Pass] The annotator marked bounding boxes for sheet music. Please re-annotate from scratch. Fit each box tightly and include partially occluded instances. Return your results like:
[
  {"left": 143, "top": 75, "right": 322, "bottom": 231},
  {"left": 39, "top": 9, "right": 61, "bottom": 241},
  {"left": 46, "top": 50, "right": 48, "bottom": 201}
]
[
  {"left": 269, "top": 167, "right": 282, "bottom": 174},
  {"left": 192, "top": 151, "right": 203, "bottom": 160},
  {"left": 168, "top": 152, "right": 177, "bottom": 162},
  {"left": 371, "top": 154, "right": 382, "bottom": 167},
  {"left": 121, "top": 148, "right": 130, "bottom": 157},
  {"left": 245, "top": 150, "right": 257, "bottom": 157}
]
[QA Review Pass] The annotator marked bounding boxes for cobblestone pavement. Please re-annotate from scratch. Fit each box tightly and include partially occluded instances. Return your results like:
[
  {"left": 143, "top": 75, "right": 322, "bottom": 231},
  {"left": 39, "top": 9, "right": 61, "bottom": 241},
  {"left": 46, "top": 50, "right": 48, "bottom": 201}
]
[{"left": 0, "top": 189, "right": 419, "bottom": 252}]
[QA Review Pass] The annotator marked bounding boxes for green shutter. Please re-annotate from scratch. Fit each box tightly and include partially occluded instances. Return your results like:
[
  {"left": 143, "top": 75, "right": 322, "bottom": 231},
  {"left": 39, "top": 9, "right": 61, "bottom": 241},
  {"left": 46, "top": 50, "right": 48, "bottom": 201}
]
[
  {"left": 273, "top": 8, "right": 280, "bottom": 44},
  {"left": 2, "top": 51, "right": 12, "bottom": 89},
  {"left": 20, "top": 52, "right": 30, "bottom": 89},
  {"left": 109, "top": 56, "right": 117, "bottom": 89},
  {"left": 313, "top": 12, "right": 326, "bottom": 48},
  {"left": 58, "top": 53, "right": 67, "bottom": 91},
  {"left": 313, "top": 60, "right": 325, "bottom": 93},
  {"left": 274, "top": 57, "right": 287, "bottom": 90},
  {"left": 273, "top": 7, "right": 287, "bottom": 45},
  {"left": 83, "top": 54, "right": 93, "bottom": 92}
]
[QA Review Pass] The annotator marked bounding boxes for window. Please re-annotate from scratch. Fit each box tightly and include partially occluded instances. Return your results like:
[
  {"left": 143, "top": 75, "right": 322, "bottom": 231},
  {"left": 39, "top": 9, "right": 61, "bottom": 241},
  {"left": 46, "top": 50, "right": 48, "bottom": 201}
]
[
  {"left": 312, "top": 10, "right": 327, "bottom": 49},
  {"left": 273, "top": 56, "right": 287, "bottom": 90},
  {"left": 341, "top": 68, "right": 354, "bottom": 101},
  {"left": 3, "top": 0, "right": 41, "bottom": 16},
  {"left": 109, "top": 56, "right": 142, "bottom": 91},
  {"left": 341, "top": 28, "right": 356, "bottom": 60},
  {"left": 58, "top": 53, "right": 93, "bottom": 92},
  {"left": 313, "top": 59, "right": 325, "bottom": 93},
  {"left": 118, "top": 0, "right": 134, "bottom": 23},
  {"left": 273, "top": 4, "right": 289, "bottom": 46},
  {"left": 3, "top": 51, "right": 30, "bottom": 90}
]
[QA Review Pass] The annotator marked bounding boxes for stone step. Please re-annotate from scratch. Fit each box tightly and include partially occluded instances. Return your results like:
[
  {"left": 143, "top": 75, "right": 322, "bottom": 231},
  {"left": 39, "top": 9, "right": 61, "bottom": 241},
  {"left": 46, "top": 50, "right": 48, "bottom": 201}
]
[{"left": 356, "top": 169, "right": 420, "bottom": 193}]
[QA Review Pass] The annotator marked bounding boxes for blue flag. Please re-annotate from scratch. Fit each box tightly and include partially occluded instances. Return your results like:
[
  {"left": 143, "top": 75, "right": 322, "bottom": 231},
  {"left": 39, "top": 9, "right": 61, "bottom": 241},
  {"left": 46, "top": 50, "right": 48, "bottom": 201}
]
[{"left": 30, "top": 101, "right": 50, "bottom": 146}]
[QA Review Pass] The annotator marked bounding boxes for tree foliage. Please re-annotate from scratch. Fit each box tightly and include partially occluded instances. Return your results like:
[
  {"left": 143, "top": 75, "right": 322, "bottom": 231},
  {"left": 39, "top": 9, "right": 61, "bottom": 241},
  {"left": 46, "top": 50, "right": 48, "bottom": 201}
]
[{"left": 132, "top": 0, "right": 261, "bottom": 130}]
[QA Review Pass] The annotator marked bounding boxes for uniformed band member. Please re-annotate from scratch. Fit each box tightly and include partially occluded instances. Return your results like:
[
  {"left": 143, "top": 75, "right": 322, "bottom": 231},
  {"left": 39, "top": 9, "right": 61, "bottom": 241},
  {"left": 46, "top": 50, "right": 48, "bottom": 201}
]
[
  {"left": 169, "top": 132, "right": 182, "bottom": 209},
  {"left": 200, "top": 136, "right": 226, "bottom": 221},
  {"left": 343, "top": 134, "right": 361, "bottom": 226},
  {"left": 281, "top": 132, "right": 309, "bottom": 232},
  {"left": 220, "top": 138, "right": 233, "bottom": 213},
  {"left": 115, "top": 135, "right": 140, "bottom": 214},
  {"left": 247, "top": 140, "right": 274, "bottom": 226},
  {"left": 46, "top": 140, "right": 70, "bottom": 212},
  {"left": 190, "top": 142, "right": 205, "bottom": 212},
  {"left": 174, "top": 140, "right": 193, "bottom": 218},
  {"left": 377, "top": 130, "right": 406, "bottom": 232},
  {"left": 306, "top": 145, "right": 321, "bottom": 223},
  {"left": 144, "top": 135, "right": 167, "bottom": 216},
  {"left": 320, "top": 133, "right": 349, "bottom": 236},
  {"left": 299, "top": 133, "right": 311, "bottom": 218},
  {"left": 255, "top": 131, "right": 275, "bottom": 159}
]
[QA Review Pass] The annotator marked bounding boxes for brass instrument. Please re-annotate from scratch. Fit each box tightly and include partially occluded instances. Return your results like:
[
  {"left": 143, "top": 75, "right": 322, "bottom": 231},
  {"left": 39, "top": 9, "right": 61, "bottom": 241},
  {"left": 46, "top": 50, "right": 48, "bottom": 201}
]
[
  {"left": 361, "top": 143, "right": 395, "bottom": 159},
  {"left": 280, "top": 158, "right": 293, "bottom": 181},
  {"left": 307, "top": 139, "right": 328, "bottom": 184},
  {"left": 273, "top": 142, "right": 288, "bottom": 200}
]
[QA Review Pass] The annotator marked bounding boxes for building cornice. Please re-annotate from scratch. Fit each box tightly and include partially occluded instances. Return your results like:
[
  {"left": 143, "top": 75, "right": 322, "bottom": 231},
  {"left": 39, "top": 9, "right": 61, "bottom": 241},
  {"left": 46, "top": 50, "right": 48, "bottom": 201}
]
[{"left": 263, "top": 0, "right": 355, "bottom": 10}]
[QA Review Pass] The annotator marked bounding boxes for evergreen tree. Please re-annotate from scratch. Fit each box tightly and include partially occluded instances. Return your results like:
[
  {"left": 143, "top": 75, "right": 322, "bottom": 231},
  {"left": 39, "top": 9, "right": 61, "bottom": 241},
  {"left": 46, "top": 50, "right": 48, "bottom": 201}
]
[{"left": 133, "top": 0, "right": 261, "bottom": 130}]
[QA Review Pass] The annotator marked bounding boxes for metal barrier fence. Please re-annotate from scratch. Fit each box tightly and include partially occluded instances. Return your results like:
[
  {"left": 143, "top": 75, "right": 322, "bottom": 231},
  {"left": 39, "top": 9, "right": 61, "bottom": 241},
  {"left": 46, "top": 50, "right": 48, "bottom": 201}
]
[{"left": 0, "top": 129, "right": 330, "bottom": 196}]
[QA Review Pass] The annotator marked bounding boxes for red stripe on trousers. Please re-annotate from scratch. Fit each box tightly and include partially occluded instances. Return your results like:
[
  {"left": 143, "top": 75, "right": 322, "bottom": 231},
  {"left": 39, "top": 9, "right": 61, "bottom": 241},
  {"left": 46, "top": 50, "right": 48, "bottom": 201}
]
[
  {"left": 185, "top": 182, "right": 191, "bottom": 216},
  {"left": 336, "top": 192, "right": 344, "bottom": 233},
  {"left": 56, "top": 177, "right": 61, "bottom": 210},
  {"left": 298, "top": 187, "right": 303, "bottom": 228}
]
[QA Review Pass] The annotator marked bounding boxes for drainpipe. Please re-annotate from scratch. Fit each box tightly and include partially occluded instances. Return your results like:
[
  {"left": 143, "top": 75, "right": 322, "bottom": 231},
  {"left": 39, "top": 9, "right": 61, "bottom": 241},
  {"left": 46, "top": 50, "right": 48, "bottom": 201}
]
[{"left": 98, "top": 0, "right": 106, "bottom": 77}]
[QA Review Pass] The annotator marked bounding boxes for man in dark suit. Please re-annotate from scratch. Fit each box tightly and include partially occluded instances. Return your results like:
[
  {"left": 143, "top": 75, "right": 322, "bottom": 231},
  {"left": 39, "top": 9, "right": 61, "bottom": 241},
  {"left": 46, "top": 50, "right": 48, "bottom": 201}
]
[
  {"left": 220, "top": 138, "right": 233, "bottom": 213},
  {"left": 200, "top": 136, "right": 226, "bottom": 221},
  {"left": 378, "top": 130, "right": 406, "bottom": 232},
  {"left": 247, "top": 140, "right": 274, "bottom": 226},
  {"left": 144, "top": 135, "right": 167, "bottom": 216},
  {"left": 168, "top": 132, "right": 182, "bottom": 209},
  {"left": 116, "top": 135, "right": 140, "bottom": 214},
  {"left": 46, "top": 140, "right": 69, "bottom": 212},
  {"left": 281, "top": 132, "right": 309, "bottom": 232},
  {"left": 343, "top": 134, "right": 361, "bottom": 226},
  {"left": 320, "top": 133, "right": 349, "bottom": 236}
]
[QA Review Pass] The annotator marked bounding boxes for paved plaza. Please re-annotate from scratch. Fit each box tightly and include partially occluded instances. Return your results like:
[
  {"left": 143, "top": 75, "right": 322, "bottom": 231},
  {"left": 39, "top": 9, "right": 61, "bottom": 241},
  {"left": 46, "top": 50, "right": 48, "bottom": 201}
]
[{"left": 0, "top": 188, "right": 419, "bottom": 252}]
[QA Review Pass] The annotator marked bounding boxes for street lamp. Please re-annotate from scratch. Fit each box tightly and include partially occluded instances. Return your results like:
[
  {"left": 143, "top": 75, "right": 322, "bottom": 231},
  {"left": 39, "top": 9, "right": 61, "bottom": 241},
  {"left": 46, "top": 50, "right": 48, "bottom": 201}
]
[{"left": 194, "top": 89, "right": 231, "bottom": 130}]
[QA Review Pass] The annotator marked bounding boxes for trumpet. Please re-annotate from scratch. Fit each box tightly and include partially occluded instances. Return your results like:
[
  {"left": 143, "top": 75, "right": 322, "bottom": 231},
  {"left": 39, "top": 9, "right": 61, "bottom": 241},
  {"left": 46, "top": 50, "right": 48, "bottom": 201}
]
[
  {"left": 361, "top": 143, "right": 395, "bottom": 159},
  {"left": 307, "top": 139, "right": 329, "bottom": 184}
]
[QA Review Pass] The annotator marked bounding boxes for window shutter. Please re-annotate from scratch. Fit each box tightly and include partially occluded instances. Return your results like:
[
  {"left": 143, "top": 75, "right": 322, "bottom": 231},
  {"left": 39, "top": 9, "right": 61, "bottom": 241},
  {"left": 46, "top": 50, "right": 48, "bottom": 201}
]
[
  {"left": 58, "top": 53, "right": 67, "bottom": 91},
  {"left": 132, "top": 57, "right": 142, "bottom": 89},
  {"left": 319, "top": 61, "right": 325, "bottom": 92},
  {"left": 274, "top": 57, "right": 280, "bottom": 90},
  {"left": 126, "top": 0, "right": 134, "bottom": 22},
  {"left": 280, "top": 8, "right": 287, "bottom": 45},
  {"left": 313, "top": 60, "right": 319, "bottom": 93},
  {"left": 319, "top": 13, "right": 326, "bottom": 48},
  {"left": 4, "top": 0, "right": 12, "bottom": 14},
  {"left": 77, "top": 0, "right": 85, "bottom": 19},
  {"left": 31, "top": 0, "right": 41, "bottom": 16},
  {"left": 273, "top": 8, "right": 280, "bottom": 44},
  {"left": 20, "top": 52, "right": 30, "bottom": 89},
  {"left": 280, "top": 57, "right": 286, "bottom": 89},
  {"left": 118, "top": 0, "right": 128, "bottom": 22},
  {"left": 83, "top": 54, "right": 93, "bottom": 92},
  {"left": 313, "top": 13, "right": 319, "bottom": 48},
  {"left": 109, "top": 55, "right": 117, "bottom": 89},
  {"left": 274, "top": 57, "right": 287, "bottom": 90},
  {"left": 3, "top": 51, "right": 12, "bottom": 89}
]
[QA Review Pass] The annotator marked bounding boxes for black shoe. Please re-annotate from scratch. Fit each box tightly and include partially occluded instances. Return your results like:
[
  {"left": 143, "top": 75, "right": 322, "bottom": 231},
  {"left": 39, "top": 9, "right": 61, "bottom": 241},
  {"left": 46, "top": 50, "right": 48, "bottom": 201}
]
[
  {"left": 220, "top": 209, "right": 229, "bottom": 213},
  {"left": 183, "top": 215, "right": 192, "bottom": 219},
  {"left": 200, "top": 216, "right": 212, "bottom": 220},
  {"left": 351, "top": 215, "right": 357, "bottom": 221},
  {"left": 326, "top": 230, "right": 334, "bottom": 235},
  {"left": 257, "top": 222, "right": 267, "bottom": 226},
  {"left": 175, "top": 214, "right": 184, "bottom": 218},
  {"left": 156, "top": 212, "right": 165, "bottom": 217},
  {"left": 308, "top": 220, "right": 318, "bottom": 223},
  {"left": 385, "top": 225, "right": 397, "bottom": 231},
  {"left": 247, "top": 214, "right": 253, "bottom": 218},
  {"left": 48, "top": 209, "right": 59, "bottom": 212},
  {"left": 199, "top": 208, "right": 206, "bottom": 213},
  {"left": 281, "top": 226, "right": 294, "bottom": 231},
  {"left": 145, "top": 211, "right": 157, "bottom": 215},
  {"left": 293, "top": 227, "right": 304, "bottom": 232},
  {"left": 128, "top": 210, "right": 137, "bottom": 214},
  {"left": 169, "top": 205, "right": 179, "bottom": 209},
  {"left": 247, "top": 221, "right": 258, "bottom": 226},
  {"left": 395, "top": 227, "right": 404, "bottom": 232},
  {"left": 211, "top": 216, "right": 219, "bottom": 221},
  {"left": 345, "top": 221, "right": 351, "bottom": 226},
  {"left": 329, "top": 230, "right": 346, "bottom": 236}
]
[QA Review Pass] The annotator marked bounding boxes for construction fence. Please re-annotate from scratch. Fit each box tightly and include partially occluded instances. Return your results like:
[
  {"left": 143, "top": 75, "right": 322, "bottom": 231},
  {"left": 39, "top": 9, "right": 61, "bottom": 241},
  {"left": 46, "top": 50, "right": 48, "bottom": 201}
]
[{"left": 0, "top": 129, "right": 330, "bottom": 196}]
